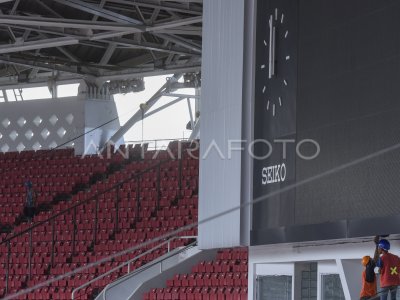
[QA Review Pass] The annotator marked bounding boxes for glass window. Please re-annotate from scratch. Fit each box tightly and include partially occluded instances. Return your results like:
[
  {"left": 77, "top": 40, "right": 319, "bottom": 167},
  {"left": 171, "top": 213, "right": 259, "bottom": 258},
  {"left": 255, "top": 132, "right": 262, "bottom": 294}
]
[
  {"left": 256, "top": 275, "right": 292, "bottom": 300},
  {"left": 321, "top": 274, "right": 345, "bottom": 300}
]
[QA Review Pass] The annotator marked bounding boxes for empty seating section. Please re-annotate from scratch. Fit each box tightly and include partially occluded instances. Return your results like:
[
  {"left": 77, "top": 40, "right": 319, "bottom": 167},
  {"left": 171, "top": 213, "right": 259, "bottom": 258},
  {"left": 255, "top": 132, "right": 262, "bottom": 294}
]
[
  {"left": 144, "top": 248, "right": 248, "bottom": 300},
  {"left": 0, "top": 149, "right": 113, "bottom": 228},
  {"left": 0, "top": 141, "right": 199, "bottom": 299}
]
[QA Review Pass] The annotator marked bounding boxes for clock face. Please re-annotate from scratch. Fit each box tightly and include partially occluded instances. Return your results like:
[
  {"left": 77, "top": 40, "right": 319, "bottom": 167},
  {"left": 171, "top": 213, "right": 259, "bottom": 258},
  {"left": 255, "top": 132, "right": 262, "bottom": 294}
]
[
  {"left": 260, "top": 7, "right": 291, "bottom": 117},
  {"left": 254, "top": 0, "right": 298, "bottom": 138}
]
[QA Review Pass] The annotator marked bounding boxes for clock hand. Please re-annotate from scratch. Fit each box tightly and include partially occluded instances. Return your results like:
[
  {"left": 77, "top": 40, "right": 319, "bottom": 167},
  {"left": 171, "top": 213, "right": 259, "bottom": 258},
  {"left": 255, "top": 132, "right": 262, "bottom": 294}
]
[
  {"left": 269, "top": 15, "right": 274, "bottom": 78},
  {"left": 272, "top": 23, "right": 276, "bottom": 77},
  {"left": 269, "top": 15, "right": 276, "bottom": 78}
]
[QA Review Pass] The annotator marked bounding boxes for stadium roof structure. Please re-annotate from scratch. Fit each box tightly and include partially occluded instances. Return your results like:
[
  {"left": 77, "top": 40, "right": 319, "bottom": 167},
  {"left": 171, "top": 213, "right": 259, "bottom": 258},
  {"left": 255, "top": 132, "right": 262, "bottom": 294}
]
[{"left": 0, "top": 0, "right": 203, "bottom": 89}]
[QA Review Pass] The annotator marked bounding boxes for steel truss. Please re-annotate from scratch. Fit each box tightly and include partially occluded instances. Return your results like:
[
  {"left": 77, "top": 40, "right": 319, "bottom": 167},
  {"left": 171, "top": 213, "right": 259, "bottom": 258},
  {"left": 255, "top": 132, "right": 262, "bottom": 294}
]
[{"left": 0, "top": 0, "right": 203, "bottom": 89}]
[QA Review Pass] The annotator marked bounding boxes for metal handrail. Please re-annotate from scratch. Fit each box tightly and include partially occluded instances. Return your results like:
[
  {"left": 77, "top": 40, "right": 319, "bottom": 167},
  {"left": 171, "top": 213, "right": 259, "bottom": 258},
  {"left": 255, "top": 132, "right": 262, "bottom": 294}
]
[
  {"left": 1, "top": 153, "right": 186, "bottom": 294},
  {"left": 1, "top": 158, "right": 170, "bottom": 246},
  {"left": 124, "top": 138, "right": 190, "bottom": 144},
  {"left": 71, "top": 236, "right": 197, "bottom": 300},
  {"left": 103, "top": 238, "right": 198, "bottom": 300},
  {"left": 124, "top": 138, "right": 193, "bottom": 151}
]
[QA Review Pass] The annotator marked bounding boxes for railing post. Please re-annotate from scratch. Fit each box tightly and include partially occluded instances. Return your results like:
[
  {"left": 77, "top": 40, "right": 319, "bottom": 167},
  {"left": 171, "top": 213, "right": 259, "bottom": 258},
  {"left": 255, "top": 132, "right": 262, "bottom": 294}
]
[
  {"left": 72, "top": 206, "right": 77, "bottom": 256},
  {"left": 29, "top": 229, "right": 32, "bottom": 280},
  {"left": 51, "top": 218, "right": 55, "bottom": 268},
  {"left": 128, "top": 190, "right": 131, "bottom": 211},
  {"left": 178, "top": 157, "right": 183, "bottom": 199},
  {"left": 157, "top": 164, "right": 161, "bottom": 211},
  {"left": 136, "top": 177, "right": 140, "bottom": 223},
  {"left": 5, "top": 240, "right": 10, "bottom": 294},
  {"left": 93, "top": 196, "right": 99, "bottom": 245},
  {"left": 115, "top": 185, "right": 120, "bottom": 233},
  {"left": 177, "top": 140, "right": 182, "bottom": 160}
]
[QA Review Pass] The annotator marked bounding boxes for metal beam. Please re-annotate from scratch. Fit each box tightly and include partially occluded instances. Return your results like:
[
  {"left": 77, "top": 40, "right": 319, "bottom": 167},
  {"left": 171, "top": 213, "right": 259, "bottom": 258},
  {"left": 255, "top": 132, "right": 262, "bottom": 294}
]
[
  {"left": 0, "top": 56, "right": 88, "bottom": 77},
  {"left": 149, "top": 8, "right": 160, "bottom": 24},
  {"left": 0, "top": 15, "right": 145, "bottom": 31},
  {"left": 0, "top": 77, "right": 82, "bottom": 90},
  {"left": 30, "top": 1, "right": 82, "bottom": 67},
  {"left": 144, "top": 97, "right": 185, "bottom": 118},
  {"left": 28, "top": 68, "right": 39, "bottom": 80},
  {"left": 92, "top": 0, "right": 106, "bottom": 21},
  {"left": 0, "top": 37, "right": 79, "bottom": 54},
  {"left": 152, "top": 28, "right": 202, "bottom": 36},
  {"left": 52, "top": 0, "right": 143, "bottom": 25},
  {"left": 97, "top": 0, "right": 202, "bottom": 15},
  {"left": 116, "top": 52, "right": 168, "bottom": 68},
  {"left": 0, "top": 64, "right": 199, "bottom": 89},
  {"left": 147, "top": 16, "right": 202, "bottom": 32},
  {"left": 0, "top": 24, "right": 83, "bottom": 38},
  {"left": 165, "top": 53, "right": 175, "bottom": 65},
  {"left": 89, "top": 30, "right": 139, "bottom": 41},
  {"left": 33, "top": 0, "right": 63, "bottom": 18},
  {"left": 99, "top": 42, "right": 117, "bottom": 65},
  {"left": 10, "top": 0, "right": 20, "bottom": 14},
  {"left": 154, "top": 33, "right": 201, "bottom": 53},
  {"left": 9, "top": 51, "right": 117, "bottom": 71},
  {"left": 27, "top": 49, "right": 40, "bottom": 80},
  {"left": 189, "top": 118, "right": 200, "bottom": 140},
  {"left": 0, "top": 0, "right": 20, "bottom": 42},
  {"left": 164, "top": 93, "right": 200, "bottom": 99},
  {"left": 7, "top": 28, "right": 104, "bottom": 48},
  {"left": 90, "top": 16, "right": 202, "bottom": 40},
  {"left": 21, "top": 30, "right": 31, "bottom": 41},
  {"left": 96, "top": 65, "right": 200, "bottom": 82},
  {"left": 104, "top": 74, "right": 182, "bottom": 147},
  {"left": 187, "top": 98, "right": 195, "bottom": 130},
  {"left": 134, "top": 5, "right": 146, "bottom": 24},
  {"left": 162, "top": 0, "right": 202, "bottom": 2},
  {"left": 110, "top": 38, "right": 196, "bottom": 56},
  {"left": 56, "top": 46, "right": 80, "bottom": 62},
  {"left": 0, "top": 16, "right": 200, "bottom": 42}
]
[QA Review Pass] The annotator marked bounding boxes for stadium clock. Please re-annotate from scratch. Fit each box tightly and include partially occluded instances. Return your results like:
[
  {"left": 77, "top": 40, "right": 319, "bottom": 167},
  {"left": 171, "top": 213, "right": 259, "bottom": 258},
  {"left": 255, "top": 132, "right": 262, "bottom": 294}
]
[{"left": 255, "top": 0, "right": 297, "bottom": 120}]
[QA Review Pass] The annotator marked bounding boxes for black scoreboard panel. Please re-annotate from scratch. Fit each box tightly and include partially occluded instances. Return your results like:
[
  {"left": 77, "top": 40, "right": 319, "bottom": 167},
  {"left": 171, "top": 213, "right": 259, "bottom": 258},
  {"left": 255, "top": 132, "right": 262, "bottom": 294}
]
[
  {"left": 252, "top": 0, "right": 298, "bottom": 231},
  {"left": 252, "top": 0, "right": 400, "bottom": 245}
]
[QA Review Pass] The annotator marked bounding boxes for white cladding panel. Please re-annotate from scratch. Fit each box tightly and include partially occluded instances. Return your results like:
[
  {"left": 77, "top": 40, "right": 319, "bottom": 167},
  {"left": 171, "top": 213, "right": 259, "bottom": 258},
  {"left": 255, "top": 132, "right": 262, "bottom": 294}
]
[
  {"left": 0, "top": 98, "right": 120, "bottom": 155},
  {"left": 199, "top": 0, "right": 245, "bottom": 249},
  {"left": 0, "top": 98, "right": 85, "bottom": 154},
  {"left": 84, "top": 100, "right": 122, "bottom": 155}
]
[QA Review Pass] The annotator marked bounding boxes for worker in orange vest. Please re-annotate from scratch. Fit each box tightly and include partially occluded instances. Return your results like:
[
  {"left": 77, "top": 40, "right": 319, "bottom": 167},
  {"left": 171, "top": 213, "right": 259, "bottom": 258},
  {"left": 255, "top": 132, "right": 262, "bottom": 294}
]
[{"left": 360, "top": 256, "right": 377, "bottom": 300}]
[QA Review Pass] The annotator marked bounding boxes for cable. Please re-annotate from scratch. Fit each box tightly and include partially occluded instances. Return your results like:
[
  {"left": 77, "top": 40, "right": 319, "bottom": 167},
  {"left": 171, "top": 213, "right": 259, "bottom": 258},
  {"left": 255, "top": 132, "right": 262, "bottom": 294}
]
[
  {"left": 5, "top": 136, "right": 400, "bottom": 299},
  {"left": 0, "top": 78, "right": 174, "bottom": 184}
]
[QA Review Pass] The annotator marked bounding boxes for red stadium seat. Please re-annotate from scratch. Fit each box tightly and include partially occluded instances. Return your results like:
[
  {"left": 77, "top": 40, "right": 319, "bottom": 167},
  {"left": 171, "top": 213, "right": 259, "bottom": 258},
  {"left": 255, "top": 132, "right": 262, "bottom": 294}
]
[{"left": 0, "top": 146, "right": 200, "bottom": 299}]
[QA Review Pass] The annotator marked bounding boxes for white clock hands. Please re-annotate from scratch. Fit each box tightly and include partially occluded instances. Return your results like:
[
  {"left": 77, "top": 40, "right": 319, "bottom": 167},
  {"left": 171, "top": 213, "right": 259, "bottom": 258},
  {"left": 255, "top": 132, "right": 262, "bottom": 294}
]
[
  {"left": 269, "top": 14, "right": 276, "bottom": 79},
  {"left": 261, "top": 7, "right": 290, "bottom": 117}
]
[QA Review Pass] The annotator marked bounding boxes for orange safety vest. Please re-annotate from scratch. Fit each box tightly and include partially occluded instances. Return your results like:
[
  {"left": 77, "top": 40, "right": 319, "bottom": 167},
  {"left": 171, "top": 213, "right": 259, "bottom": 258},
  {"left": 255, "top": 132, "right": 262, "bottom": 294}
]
[
  {"left": 360, "top": 270, "right": 377, "bottom": 298},
  {"left": 380, "top": 253, "right": 400, "bottom": 288}
]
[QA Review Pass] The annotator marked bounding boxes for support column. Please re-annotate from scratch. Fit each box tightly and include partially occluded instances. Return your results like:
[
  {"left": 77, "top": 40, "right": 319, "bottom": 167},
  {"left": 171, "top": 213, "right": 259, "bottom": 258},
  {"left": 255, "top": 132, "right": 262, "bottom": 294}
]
[{"left": 336, "top": 259, "right": 362, "bottom": 300}]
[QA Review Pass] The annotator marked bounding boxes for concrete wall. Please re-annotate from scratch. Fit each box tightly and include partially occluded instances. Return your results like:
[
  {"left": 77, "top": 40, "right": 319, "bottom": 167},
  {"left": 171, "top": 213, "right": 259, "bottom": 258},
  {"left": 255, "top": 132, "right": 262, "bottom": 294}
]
[
  {"left": 199, "top": 0, "right": 247, "bottom": 249},
  {"left": 241, "top": 0, "right": 256, "bottom": 247}
]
